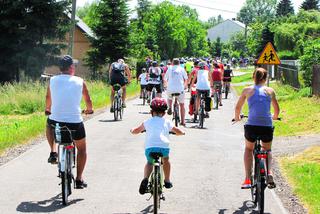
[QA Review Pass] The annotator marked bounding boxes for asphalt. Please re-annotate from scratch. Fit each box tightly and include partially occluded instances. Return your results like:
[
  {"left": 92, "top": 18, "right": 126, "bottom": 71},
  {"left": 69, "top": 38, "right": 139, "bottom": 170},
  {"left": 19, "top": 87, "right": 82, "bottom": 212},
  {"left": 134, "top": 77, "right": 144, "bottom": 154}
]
[{"left": 0, "top": 90, "right": 289, "bottom": 214}]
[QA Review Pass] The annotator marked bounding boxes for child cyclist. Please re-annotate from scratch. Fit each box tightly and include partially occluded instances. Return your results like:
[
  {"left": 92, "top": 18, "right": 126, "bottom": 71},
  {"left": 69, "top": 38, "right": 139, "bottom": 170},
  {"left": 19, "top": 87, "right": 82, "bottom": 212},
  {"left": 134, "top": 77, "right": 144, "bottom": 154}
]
[
  {"left": 138, "top": 68, "right": 148, "bottom": 99},
  {"left": 130, "top": 97, "right": 185, "bottom": 194}
]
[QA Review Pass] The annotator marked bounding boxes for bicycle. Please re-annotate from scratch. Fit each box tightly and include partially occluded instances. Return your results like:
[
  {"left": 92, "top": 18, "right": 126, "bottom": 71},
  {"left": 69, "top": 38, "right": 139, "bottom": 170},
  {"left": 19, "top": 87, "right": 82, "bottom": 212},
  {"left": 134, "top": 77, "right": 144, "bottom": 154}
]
[
  {"left": 171, "top": 93, "right": 181, "bottom": 127},
  {"left": 142, "top": 87, "right": 148, "bottom": 106},
  {"left": 112, "top": 84, "right": 123, "bottom": 121},
  {"left": 53, "top": 123, "right": 76, "bottom": 206},
  {"left": 198, "top": 91, "right": 207, "bottom": 129},
  {"left": 212, "top": 83, "right": 221, "bottom": 110},
  {"left": 233, "top": 115, "right": 281, "bottom": 214}
]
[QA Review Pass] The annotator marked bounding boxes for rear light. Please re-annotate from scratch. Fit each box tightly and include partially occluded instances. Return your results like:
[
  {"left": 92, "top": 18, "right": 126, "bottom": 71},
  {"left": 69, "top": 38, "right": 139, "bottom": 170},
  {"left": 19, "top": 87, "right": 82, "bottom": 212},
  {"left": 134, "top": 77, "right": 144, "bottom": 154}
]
[
  {"left": 65, "top": 145, "right": 74, "bottom": 150},
  {"left": 260, "top": 168, "right": 265, "bottom": 174},
  {"left": 257, "top": 154, "right": 267, "bottom": 159}
]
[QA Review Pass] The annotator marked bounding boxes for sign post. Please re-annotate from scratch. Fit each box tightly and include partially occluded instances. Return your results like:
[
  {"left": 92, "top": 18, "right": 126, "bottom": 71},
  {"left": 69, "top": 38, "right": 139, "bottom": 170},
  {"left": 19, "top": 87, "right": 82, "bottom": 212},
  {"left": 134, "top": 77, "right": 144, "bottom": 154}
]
[{"left": 256, "top": 42, "right": 281, "bottom": 86}]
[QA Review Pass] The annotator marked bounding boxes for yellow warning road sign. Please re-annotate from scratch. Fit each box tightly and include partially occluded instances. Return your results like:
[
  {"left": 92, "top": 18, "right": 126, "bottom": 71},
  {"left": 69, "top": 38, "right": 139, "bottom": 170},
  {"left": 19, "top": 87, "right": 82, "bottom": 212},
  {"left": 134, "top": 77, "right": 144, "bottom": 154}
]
[{"left": 256, "top": 42, "right": 281, "bottom": 65}]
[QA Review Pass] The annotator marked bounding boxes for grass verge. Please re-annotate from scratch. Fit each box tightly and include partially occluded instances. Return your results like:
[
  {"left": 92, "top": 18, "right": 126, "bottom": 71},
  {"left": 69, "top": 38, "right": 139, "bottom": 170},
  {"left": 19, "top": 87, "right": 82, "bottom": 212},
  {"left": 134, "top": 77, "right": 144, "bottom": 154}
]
[
  {"left": 233, "top": 83, "right": 320, "bottom": 136},
  {"left": 280, "top": 147, "right": 320, "bottom": 213},
  {"left": 232, "top": 72, "right": 253, "bottom": 83},
  {"left": 0, "top": 81, "right": 140, "bottom": 154}
]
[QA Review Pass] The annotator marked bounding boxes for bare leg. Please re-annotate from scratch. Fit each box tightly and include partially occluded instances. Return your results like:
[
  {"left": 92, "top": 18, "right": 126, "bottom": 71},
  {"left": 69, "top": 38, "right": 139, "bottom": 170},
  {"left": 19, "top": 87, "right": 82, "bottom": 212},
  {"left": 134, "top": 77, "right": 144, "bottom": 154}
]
[
  {"left": 162, "top": 157, "right": 171, "bottom": 182},
  {"left": 46, "top": 125, "right": 56, "bottom": 153},
  {"left": 74, "top": 138, "right": 87, "bottom": 181},
  {"left": 122, "top": 86, "right": 127, "bottom": 104},
  {"left": 244, "top": 140, "right": 255, "bottom": 180},
  {"left": 110, "top": 88, "right": 115, "bottom": 107},
  {"left": 167, "top": 99, "right": 173, "bottom": 110},
  {"left": 180, "top": 103, "right": 185, "bottom": 125},
  {"left": 195, "top": 96, "right": 200, "bottom": 114},
  {"left": 262, "top": 142, "right": 273, "bottom": 174},
  {"left": 144, "top": 163, "right": 153, "bottom": 179}
]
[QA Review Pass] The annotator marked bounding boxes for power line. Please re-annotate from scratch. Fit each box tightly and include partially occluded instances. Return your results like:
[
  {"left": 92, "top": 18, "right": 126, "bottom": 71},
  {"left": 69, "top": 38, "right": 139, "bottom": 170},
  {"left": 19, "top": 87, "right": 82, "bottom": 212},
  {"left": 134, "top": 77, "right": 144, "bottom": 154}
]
[{"left": 170, "top": 0, "right": 238, "bottom": 14}]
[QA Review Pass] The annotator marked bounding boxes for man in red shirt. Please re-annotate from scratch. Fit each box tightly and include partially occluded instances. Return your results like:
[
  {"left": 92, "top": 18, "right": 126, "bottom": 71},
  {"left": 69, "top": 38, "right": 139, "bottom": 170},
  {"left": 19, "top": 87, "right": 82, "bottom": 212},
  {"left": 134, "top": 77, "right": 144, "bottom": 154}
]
[{"left": 211, "top": 63, "right": 223, "bottom": 107}]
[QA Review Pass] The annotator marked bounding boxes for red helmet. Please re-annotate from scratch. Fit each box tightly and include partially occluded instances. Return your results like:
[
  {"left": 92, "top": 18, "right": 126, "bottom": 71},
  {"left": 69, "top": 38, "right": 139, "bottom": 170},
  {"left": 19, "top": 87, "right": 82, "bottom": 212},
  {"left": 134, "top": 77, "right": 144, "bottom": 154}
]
[{"left": 150, "top": 97, "right": 168, "bottom": 112}]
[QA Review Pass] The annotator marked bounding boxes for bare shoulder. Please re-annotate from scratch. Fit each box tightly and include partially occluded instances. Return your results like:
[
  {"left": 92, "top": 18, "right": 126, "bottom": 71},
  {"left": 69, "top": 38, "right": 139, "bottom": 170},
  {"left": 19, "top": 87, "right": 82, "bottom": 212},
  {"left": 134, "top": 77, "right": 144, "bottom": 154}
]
[{"left": 264, "top": 86, "right": 275, "bottom": 96}]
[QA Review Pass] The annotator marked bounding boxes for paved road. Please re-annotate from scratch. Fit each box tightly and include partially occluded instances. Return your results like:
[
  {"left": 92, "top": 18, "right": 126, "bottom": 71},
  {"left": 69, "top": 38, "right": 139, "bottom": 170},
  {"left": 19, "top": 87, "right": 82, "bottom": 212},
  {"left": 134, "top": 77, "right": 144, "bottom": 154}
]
[{"left": 0, "top": 91, "right": 288, "bottom": 214}]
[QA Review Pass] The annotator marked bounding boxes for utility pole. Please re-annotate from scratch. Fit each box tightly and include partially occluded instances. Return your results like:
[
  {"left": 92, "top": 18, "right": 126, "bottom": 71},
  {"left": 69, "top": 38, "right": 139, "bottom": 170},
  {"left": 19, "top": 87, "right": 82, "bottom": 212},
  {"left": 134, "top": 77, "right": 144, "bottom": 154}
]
[{"left": 68, "top": 0, "right": 77, "bottom": 56}]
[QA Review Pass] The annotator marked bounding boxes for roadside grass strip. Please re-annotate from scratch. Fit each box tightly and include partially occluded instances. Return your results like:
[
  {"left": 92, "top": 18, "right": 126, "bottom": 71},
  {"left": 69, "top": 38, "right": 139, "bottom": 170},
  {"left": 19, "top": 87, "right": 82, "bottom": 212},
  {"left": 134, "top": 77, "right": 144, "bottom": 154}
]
[
  {"left": 232, "top": 72, "right": 253, "bottom": 83},
  {"left": 233, "top": 83, "right": 320, "bottom": 136},
  {"left": 0, "top": 81, "right": 140, "bottom": 154},
  {"left": 280, "top": 146, "right": 320, "bottom": 214}
]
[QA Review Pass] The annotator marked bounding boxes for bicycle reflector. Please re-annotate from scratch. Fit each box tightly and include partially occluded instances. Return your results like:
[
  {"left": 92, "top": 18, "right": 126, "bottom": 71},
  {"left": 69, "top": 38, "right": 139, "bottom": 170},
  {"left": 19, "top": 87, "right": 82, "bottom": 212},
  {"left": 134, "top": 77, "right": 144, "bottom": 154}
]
[
  {"left": 65, "top": 145, "right": 74, "bottom": 150},
  {"left": 257, "top": 154, "right": 268, "bottom": 159}
]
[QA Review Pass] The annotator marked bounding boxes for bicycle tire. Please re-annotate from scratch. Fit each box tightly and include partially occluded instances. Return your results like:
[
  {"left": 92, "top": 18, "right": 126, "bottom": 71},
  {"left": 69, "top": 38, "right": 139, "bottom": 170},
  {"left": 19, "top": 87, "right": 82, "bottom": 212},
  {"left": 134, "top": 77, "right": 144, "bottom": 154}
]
[
  {"left": 256, "top": 159, "right": 266, "bottom": 214},
  {"left": 153, "top": 166, "right": 159, "bottom": 214},
  {"left": 119, "top": 97, "right": 123, "bottom": 120},
  {"left": 113, "top": 97, "right": 118, "bottom": 121},
  {"left": 174, "top": 104, "right": 179, "bottom": 127},
  {"left": 143, "top": 90, "right": 146, "bottom": 105},
  {"left": 61, "top": 170, "right": 69, "bottom": 205},
  {"left": 214, "top": 92, "right": 219, "bottom": 109},
  {"left": 225, "top": 85, "right": 229, "bottom": 99},
  {"left": 152, "top": 88, "right": 156, "bottom": 100},
  {"left": 199, "top": 105, "right": 204, "bottom": 128}
]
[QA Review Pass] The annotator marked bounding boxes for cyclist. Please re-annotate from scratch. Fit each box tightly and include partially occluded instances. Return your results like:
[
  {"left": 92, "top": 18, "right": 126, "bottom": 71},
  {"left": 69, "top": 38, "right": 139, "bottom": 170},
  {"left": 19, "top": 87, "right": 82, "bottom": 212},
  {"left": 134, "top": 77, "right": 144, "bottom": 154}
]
[
  {"left": 109, "top": 59, "right": 132, "bottom": 112},
  {"left": 223, "top": 64, "right": 234, "bottom": 93},
  {"left": 164, "top": 58, "right": 188, "bottom": 126},
  {"left": 211, "top": 63, "right": 223, "bottom": 106},
  {"left": 130, "top": 97, "right": 185, "bottom": 194},
  {"left": 45, "top": 55, "right": 93, "bottom": 189},
  {"left": 146, "top": 61, "right": 163, "bottom": 100},
  {"left": 191, "top": 61, "right": 212, "bottom": 118},
  {"left": 138, "top": 68, "right": 148, "bottom": 99},
  {"left": 234, "top": 67, "right": 280, "bottom": 189},
  {"left": 188, "top": 59, "right": 200, "bottom": 89}
]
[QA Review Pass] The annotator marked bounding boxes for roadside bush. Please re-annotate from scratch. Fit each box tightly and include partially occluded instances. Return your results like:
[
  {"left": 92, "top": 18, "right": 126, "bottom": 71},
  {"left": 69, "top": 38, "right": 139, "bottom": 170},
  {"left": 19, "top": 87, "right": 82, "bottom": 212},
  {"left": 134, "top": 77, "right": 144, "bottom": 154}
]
[
  {"left": 300, "top": 39, "right": 320, "bottom": 87},
  {"left": 278, "top": 50, "right": 298, "bottom": 60}
]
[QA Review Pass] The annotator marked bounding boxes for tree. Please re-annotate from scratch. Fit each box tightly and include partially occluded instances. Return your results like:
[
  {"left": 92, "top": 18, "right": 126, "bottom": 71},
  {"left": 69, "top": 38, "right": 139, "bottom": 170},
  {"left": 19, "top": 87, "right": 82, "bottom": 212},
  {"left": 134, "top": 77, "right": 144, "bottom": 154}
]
[
  {"left": 300, "top": 0, "right": 320, "bottom": 10},
  {"left": 0, "top": 0, "right": 70, "bottom": 82},
  {"left": 205, "top": 15, "right": 224, "bottom": 29},
  {"left": 237, "top": 0, "right": 278, "bottom": 25},
  {"left": 137, "top": 0, "right": 152, "bottom": 28},
  {"left": 87, "top": 0, "right": 130, "bottom": 66},
  {"left": 257, "top": 25, "right": 274, "bottom": 58},
  {"left": 76, "top": 0, "right": 99, "bottom": 28},
  {"left": 276, "top": 0, "right": 295, "bottom": 17}
]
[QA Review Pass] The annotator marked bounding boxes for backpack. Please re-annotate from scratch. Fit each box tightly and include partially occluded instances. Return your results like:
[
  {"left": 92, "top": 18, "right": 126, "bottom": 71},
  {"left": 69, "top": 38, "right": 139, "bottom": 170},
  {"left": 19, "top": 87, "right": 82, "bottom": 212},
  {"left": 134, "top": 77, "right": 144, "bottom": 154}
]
[{"left": 112, "top": 63, "right": 125, "bottom": 75}]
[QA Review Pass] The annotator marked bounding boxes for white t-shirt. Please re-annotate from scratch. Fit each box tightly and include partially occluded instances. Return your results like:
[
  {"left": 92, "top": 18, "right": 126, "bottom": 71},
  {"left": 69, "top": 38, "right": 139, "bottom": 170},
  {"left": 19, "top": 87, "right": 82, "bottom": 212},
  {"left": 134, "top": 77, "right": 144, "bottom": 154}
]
[
  {"left": 143, "top": 117, "right": 174, "bottom": 149},
  {"left": 49, "top": 74, "right": 83, "bottom": 123},
  {"left": 196, "top": 69, "right": 210, "bottom": 90},
  {"left": 165, "top": 65, "right": 188, "bottom": 93},
  {"left": 139, "top": 73, "right": 148, "bottom": 85}
]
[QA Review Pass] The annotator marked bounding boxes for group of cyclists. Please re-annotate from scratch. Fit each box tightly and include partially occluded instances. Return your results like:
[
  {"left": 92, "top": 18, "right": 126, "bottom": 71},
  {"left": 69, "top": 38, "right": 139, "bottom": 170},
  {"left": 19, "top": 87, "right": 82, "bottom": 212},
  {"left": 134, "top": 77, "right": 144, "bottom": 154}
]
[{"left": 45, "top": 54, "right": 280, "bottom": 201}]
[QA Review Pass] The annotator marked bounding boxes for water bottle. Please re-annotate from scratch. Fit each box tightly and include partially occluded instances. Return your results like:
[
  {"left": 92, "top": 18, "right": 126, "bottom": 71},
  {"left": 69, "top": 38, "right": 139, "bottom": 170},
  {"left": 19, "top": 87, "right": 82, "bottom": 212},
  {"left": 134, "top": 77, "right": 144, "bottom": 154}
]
[{"left": 55, "top": 123, "right": 61, "bottom": 143}]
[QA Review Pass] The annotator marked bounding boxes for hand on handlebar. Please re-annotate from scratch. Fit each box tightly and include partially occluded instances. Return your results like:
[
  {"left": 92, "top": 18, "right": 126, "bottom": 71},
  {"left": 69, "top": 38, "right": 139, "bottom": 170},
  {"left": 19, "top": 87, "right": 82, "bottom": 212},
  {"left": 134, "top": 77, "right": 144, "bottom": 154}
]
[
  {"left": 82, "top": 109, "right": 94, "bottom": 115},
  {"left": 45, "top": 110, "right": 51, "bottom": 116}
]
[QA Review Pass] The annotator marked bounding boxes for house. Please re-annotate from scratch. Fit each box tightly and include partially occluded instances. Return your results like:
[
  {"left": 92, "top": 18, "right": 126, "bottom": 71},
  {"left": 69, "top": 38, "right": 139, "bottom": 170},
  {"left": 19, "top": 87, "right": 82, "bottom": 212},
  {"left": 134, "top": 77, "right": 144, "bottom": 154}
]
[
  {"left": 207, "top": 19, "right": 246, "bottom": 43},
  {"left": 45, "top": 15, "right": 95, "bottom": 78}
]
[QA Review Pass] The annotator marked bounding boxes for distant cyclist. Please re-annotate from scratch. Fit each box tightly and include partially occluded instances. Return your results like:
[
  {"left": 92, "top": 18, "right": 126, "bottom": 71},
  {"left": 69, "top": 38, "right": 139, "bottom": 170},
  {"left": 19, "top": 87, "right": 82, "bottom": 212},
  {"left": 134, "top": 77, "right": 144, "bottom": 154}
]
[
  {"left": 45, "top": 55, "right": 93, "bottom": 189},
  {"left": 109, "top": 59, "right": 132, "bottom": 112},
  {"left": 212, "top": 63, "right": 223, "bottom": 106},
  {"left": 130, "top": 97, "right": 185, "bottom": 194},
  {"left": 138, "top": 68, "right": 148, "bottom": 99},
  {"left": 223, "top": 64, "right": 234, "bottom": 93},
  {"left": 234, "top": 67, "right": 280, "bottom": 189},
  {"left": 147, "top": 61, "right": 163, "bottom": 100}
]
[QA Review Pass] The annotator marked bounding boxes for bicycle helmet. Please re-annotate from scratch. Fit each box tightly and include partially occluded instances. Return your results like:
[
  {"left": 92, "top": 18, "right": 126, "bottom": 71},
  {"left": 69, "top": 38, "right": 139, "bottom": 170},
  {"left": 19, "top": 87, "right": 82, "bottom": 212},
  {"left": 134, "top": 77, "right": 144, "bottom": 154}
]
[
  {"left": 152, "top": 61, "right": 158, "bottom": 67},
  {"left": 59, "top": 55, "right": 74, "bottom": 68},
  {"left": 160, "top": 63, "right": 164, "bottom": 67},
  {"left": 199, "top": 62, "right": 206, "bottom": 69},
  {"left": 150, "top": 97, "right": 168, "bottom": 112}
]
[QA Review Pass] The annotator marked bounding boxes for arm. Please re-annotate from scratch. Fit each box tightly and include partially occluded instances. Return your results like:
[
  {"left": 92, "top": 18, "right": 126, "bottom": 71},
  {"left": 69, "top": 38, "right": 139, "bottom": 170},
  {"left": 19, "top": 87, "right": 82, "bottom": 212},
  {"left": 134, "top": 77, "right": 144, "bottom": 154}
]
[
  {"left": 271, "top": 89, "right": 280, "bottom": 120},
  {"left": 130, "top": 123, "right": 145, "bottom": 134},
  {"left": 45, "top": 82, "right": 51, "bottom": 113},
  {"left": 171, "top": 126, "right": 185, "bottom": 136},
  {"left": 191, "top": 72, "right": 197, "bottom": 86},
  {"left": 125, "top": 65, "right": 131, "bottom": 82},
  {"left": 82, "top": 81, "right": 93, "bottom": 113},
  {"left": 234, "top": 88, "right": 247, "bottom": 121},
  {"left": 109, "top": 64, "right": 113, "bottom": 80}
]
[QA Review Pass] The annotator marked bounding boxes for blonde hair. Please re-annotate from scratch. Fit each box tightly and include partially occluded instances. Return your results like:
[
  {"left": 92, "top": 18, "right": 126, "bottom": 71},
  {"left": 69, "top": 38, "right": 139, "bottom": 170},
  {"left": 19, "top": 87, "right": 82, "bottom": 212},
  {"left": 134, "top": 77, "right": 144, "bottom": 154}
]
[{"left": 253, "top": 68, "right": 268, "bottom": 85}]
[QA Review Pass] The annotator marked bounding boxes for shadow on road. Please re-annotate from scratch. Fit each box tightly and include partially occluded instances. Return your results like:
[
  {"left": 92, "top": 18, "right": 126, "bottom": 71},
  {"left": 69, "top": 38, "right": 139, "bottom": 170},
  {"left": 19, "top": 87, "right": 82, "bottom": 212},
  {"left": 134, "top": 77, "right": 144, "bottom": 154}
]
[
  {"left": 138, "top": 112, "right": 150, "bottom": 115},
  {"left": 16, "top": 194, "right": 83, "bottom": 213},
  {"left": 112, "top": 205, "right": 167, "bottom": 214},
  {"left": 218, "top": 200, "right": 271, "bottom": 214},
  {"left": 99, "top": 119, "right": 119, "bottom": 123}
]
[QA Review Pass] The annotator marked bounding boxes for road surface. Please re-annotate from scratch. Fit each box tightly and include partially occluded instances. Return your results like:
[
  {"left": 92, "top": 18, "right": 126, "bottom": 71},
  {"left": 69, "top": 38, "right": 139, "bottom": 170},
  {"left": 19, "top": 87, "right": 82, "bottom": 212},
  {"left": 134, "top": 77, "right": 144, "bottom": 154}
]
[{"left": 0, "top": 90, "right": 288, "bottom": 214}]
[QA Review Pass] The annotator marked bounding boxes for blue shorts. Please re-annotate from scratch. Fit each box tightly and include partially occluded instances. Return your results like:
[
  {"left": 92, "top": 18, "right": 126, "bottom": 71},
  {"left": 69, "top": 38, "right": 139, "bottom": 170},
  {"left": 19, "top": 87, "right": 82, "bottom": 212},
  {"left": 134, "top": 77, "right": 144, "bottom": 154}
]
[{"left": 145, "top": 147, "right": 170, "bottom": 164}]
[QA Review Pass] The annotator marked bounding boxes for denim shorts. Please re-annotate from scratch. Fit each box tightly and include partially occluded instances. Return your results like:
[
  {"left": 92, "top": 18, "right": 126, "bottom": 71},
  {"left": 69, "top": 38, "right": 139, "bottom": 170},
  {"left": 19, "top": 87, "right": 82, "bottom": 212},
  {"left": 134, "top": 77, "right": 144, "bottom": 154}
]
[{"left": 145, "top": 147, "right": 170, "bottom": 164}]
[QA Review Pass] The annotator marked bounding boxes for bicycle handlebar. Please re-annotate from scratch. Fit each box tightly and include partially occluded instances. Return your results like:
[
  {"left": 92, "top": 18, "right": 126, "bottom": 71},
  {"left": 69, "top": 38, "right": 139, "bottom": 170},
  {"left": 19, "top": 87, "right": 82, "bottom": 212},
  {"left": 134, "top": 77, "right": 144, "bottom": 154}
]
[
  {"left": 232, "top": 115, "right": 281, "bottom": 122},
  {"left": 45, "top": 110, "right": 94, "bottom": 116},
  {"left": 140, "top": 130, "right": 178, "bottom": 135}
]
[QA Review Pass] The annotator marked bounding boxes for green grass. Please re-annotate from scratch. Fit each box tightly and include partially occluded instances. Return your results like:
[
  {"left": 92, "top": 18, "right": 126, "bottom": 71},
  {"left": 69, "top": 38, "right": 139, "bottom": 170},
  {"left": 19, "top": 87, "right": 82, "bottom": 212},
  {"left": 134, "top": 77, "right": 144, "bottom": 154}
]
[
  {"left": 232, "top": 72, "right": 253, "bottom": 83},
  {"left": 233, "top": 83, "right": 320, "bottom": 136},
  {"left": 280, "top": 147, "right": 320, "bottom": 213},
  {"left": 0, "top": 81, "right": 140, "bottom": 154}
]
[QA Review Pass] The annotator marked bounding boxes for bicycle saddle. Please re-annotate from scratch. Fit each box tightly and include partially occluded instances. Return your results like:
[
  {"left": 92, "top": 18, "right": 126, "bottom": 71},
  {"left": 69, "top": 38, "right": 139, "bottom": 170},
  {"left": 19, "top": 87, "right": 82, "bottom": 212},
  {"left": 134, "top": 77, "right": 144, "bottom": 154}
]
[
  {"left": 171, "top": 93, "right": 180, "bottom": 96},
  {"left": 149, "top": 152, "right": 163, "bottom": 160}
]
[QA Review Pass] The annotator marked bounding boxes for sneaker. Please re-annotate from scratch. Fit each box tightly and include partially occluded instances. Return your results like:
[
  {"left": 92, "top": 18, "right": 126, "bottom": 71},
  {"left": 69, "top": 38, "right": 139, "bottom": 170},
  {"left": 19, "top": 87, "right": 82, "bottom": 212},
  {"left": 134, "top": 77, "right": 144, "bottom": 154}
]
[
  {"left": 48, "top": 152, "right": 58, "bottom": 164},
  {"left": 267, "top": 174, "right": 276, "bottom": 189},
  {"left": 241, "top": 179, "right": 251, "bottom": 189},
  {"left": 122, "top": 103, "right": 126, "bottom": 108},
  {"left": 140, "top": 96, "right": 143, "bottom": 99},
  {"left": 139, "top": 178, "right": 149, "bottom": 195},
  {"left": 219, "top": 103, "right": 223, "bottom": 106},
  {"left": 75, "top": 180, "right": 88, "bottom": 189},
  {"left": 164, "top": 181, "right": 173, "bottom": 189},
  {"left": 110, "top": 107, "right": 114, "bottom": 113},
  {"left": 167, "top": 108, "right": 172, "bottom": 115}
]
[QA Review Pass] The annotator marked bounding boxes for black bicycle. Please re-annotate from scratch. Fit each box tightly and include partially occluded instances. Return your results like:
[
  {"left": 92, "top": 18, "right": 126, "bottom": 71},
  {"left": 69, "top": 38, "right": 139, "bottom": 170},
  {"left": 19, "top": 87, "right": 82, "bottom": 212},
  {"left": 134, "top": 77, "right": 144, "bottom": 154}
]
[
  {"left": 171, "top": 93, "right": 181, "bottom": 127},
  {"left": 113, "top": 84, "right": 123, "bottom": 121},
  {"left": 212, "top": 83, "right": 221, "bottom": 109},
  {"left": 142, "top": 87, "right": 148, "bottom": 106},
  {"left": 53, "top": 123, "right": 76, "bottom": 205},
  {"left": 198, "top": 91, "right": 207, "bottom": 129}
]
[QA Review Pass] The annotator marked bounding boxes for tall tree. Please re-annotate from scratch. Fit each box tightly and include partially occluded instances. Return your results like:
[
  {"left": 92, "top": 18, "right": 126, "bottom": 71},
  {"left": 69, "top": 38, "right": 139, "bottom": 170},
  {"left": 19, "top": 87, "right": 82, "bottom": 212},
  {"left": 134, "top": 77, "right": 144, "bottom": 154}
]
[
  {"left": 237, "top": 0, "right": 278, "bottom": 25},
  {"left": 88, "top": 0, "right": 130, "bottom": 65},
  {"left": 76, "top": 0, "right": 99, "bottom": 28},
  {"left": 257, "top": 25, "right": 274, "bottom": 58},
  {"left": 276, "top": 0, "right": 295, "bottom": 17},
  {"left": 205, "top": 15, "right": 224, "bottom": 29},
  {"left": 300, "top": 0, "right": 320, "bottom": 10},
  {"left": 0, "top": 0, "right": 70, "bottom": 82}
]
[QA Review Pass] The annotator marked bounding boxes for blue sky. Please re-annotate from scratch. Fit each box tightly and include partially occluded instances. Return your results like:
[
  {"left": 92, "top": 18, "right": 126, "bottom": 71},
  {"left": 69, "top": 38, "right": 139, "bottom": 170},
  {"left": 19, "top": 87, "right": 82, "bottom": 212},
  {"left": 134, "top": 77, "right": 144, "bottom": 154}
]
[{"left": 77, "top": 0, "right": 305, "bottom": 21}]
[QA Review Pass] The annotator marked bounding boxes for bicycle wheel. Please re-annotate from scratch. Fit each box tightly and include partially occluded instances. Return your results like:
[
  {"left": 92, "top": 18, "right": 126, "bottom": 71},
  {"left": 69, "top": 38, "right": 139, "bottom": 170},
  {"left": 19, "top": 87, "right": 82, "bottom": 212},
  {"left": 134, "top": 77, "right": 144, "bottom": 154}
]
[
  {"left": 118, "top": 97, "right": 123, "bottom": 120},
  {"left": 214, "top": 92, "right": 219, "bottom": 109},
  {"left": 152, "top": 88, "right": 156, "bottom": 100},
  {"left": 113, "top": 97, "right": 118, "bottom": 121},
  {"left": 153, "top": 166, "right": 160, "bottom": 214},
  {"left": 143, "top": 90, "right": 146, "bottom": 105},
  {"left": 257, "top": 160, "right": 266, "bottom": 214},
  {"left": 199, "top": 105, "right": 204, "bottom": 128},
  {"left": 174, "top": 104, "right": 179, "bottom": 127},
  {"left": 61, "top": 151, "right": 71, "bottom": 206},
  {"left": 225, "top": 85, "right": 229, "bottom": 99}
]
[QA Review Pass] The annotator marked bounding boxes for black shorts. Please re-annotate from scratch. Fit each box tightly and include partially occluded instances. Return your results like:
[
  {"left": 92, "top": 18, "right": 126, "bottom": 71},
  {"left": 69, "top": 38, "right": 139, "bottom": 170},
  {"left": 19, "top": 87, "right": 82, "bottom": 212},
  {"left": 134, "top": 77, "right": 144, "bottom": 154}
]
[
  {"left": 47, "top": 118, "right": 86, "bottom": 141},
  {"left": 196, "top": 89, "right": 210, "bottom": 98},
  {"left": 140, "top": 85, "right": 147, "bottom": 90},
  {"left": 223, "top": 77, "right": 232, "bottom": 82},
  {"left": 110, "top": 75, "right": 127, "bottom": 87},
  {"left": 244, "top": 125, "right": 274, "bottom": 143},
  {"left": 146, "top": 84, "right": 162, "bottom": 93}
]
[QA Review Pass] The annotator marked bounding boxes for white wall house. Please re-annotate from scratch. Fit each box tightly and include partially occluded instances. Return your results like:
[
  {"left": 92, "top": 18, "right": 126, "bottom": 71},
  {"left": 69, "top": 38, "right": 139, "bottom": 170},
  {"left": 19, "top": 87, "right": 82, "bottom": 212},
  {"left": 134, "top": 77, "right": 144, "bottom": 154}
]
[{"left": 207, "top": 19, "right": 246, "bottom": 43}]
